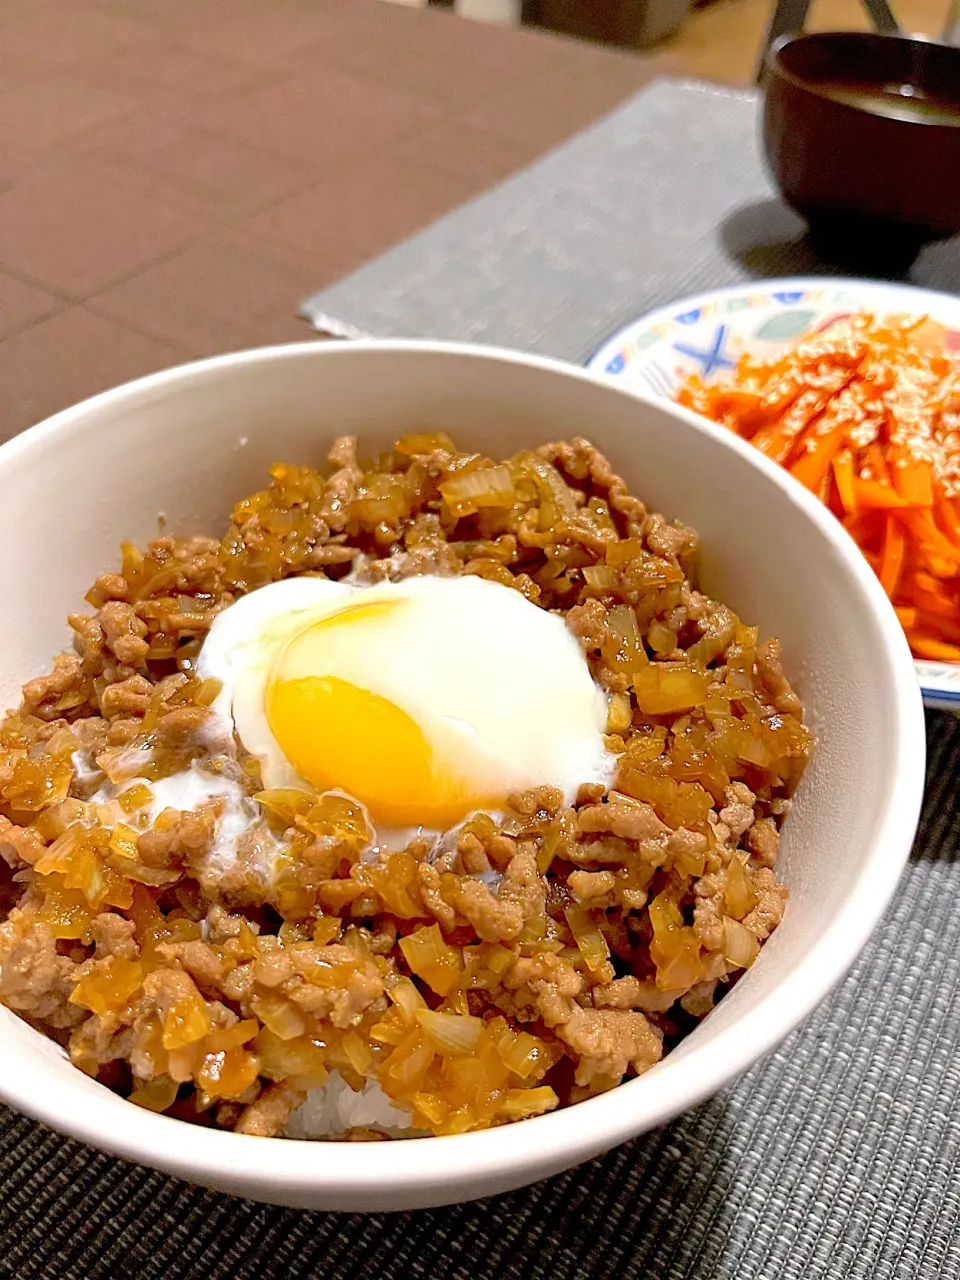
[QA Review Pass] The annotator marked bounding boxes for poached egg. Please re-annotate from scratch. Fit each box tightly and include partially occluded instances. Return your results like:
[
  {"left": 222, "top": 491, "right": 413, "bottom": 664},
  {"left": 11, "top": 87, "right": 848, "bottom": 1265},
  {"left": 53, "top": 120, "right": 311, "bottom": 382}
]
[{"left": 196, "top": 574, "right": 613, "bottom": 833}]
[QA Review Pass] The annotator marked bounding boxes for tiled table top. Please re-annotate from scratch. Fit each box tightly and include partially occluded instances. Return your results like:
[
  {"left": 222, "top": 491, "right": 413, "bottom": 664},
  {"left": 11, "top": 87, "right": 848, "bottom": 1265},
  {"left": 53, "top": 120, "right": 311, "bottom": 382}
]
[{"left": 0, "top": 0, "right": 666, "bottom": 439}]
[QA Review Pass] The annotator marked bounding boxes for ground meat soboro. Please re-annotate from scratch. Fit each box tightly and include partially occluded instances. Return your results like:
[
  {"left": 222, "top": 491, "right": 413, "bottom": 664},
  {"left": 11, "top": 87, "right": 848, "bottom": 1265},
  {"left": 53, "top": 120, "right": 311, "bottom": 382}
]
[{"left": 0, "top": 433, "right": 812, "bottom": 1138}]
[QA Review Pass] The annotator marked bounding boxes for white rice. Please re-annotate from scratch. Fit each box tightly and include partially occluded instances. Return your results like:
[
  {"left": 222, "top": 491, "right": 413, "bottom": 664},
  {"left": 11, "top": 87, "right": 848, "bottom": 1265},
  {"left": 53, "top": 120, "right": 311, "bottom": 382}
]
[{"left": 284, "top": 1071, "right": 420, "bottom": 1140}]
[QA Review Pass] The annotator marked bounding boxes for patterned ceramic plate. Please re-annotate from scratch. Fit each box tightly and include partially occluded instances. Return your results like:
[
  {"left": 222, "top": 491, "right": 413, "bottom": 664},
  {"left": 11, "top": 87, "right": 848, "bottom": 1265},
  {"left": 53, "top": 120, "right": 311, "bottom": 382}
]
[{"left": 587, "top": 278, "right": 960, "bottom": 711}]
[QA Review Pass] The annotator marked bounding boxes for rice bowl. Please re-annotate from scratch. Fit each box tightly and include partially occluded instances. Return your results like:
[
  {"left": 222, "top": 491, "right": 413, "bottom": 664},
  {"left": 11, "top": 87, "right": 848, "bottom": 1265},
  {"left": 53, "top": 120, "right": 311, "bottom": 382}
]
[{"left": 0, "top": 341, "right": 924, "bottom": 1209}]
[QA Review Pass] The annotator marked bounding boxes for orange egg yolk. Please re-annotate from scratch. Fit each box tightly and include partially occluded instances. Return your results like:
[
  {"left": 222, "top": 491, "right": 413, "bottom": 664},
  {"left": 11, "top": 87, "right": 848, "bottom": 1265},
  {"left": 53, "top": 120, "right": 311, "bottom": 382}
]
[{"left": 265, "top": 600, "right": 497, "bottom": 828}]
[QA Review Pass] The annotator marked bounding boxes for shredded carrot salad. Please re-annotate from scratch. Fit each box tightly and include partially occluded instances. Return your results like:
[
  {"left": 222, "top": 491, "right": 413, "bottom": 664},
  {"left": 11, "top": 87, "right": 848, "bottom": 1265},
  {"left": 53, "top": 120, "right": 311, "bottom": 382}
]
[{"left": 678, "top": 314, "right": 960, "bottom": 662}]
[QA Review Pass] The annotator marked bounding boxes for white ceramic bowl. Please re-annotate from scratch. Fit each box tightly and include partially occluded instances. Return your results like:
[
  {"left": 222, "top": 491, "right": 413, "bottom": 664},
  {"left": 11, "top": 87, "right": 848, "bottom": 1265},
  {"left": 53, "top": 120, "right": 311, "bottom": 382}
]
[{"left": 0, "top": 341, "right": 925, "bottom": 1211}]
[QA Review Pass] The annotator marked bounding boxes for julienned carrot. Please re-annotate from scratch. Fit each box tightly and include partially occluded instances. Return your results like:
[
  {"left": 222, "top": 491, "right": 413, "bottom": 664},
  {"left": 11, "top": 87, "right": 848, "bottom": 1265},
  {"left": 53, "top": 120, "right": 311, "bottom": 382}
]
[
  {"left": 894, "top": 456, "right": 935, "bottom": 507},
  {"left": 676, "top": 313, "right": 960, "bottom": 662},
  {"left": 913, "top": 610, "right": 960, "bottom": 645},
  {"left": 879, "top": 517, "right": 905, "bottom": 597},
  {"left": 915, "top": 570, "right": 954, "bottom": 597},
  {"left": 833, "top": 452, "right": 856, "bottom": 513},
  {"left": 899, "top": 511, "right": 960, "bottom": 566},
  {"left": 853, "top": 478, "right": 907, "bottom": 510},
  {"left": 911, "top": 636, "right": 960, "bottom": 662},
  {"left": 789, "top": 426, "right": 846, "bottom": 491},
  {"left": 935, "top": 492, "right": 960, "bottom": 547}
]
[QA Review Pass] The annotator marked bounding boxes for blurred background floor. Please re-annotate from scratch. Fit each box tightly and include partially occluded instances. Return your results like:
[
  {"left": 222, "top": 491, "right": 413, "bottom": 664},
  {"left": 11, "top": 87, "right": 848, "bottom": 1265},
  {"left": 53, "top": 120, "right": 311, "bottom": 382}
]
[
  {"left": 0, "top": 0, "right": 949, "bottom": 438},
  {"left": 403, "top": 0, "right": 951, "bottom": 83},
  {"left": 0, "top": 0, "right": 669, "bottom": 438},
  {"left": 643, "top": 0, "right": 949, "bottom": 83}
]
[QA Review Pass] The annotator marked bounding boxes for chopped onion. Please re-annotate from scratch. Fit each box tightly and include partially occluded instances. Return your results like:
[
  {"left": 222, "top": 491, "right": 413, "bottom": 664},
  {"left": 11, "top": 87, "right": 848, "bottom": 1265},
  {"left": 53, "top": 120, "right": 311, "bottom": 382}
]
[
  {"left": 723, "top": 855, "right": 758, "bottom": 920},
  {"left": 129, "top": 1075, "right": 179, "bottom": 1113},
  {"left": 605, "top": 537, "right": 645, "bottom": 567},
  {"left": 117, "top": 783, "right": 153, "bottom": 815},
  {"left": 416, "top": 1009, "right": 483, "bottom": 1056},
  {"left": 439, "top": 465, "right": 516, "bottom": 516},
  {"left": 632, "top": 665, "right": 708, "bottom": 715},
  {"left": 395, "top": 431, "right": 455, "bottom": 456},
  {"left": 341, "top": 1030, "right": 373, "bottom": 1075},
  {"left": 496, "top": 1085, "right": 559, "bottom": 1119},
  {"left": 648, "top": 622, "right": 678, "bottom": 656},
  {"left": 721, "top": 916, "right": 760, "bottom": 967},
  {"left": 412, "top": 1090, "right": 448, "bottom": 1126},
  {"left": 489, "top": 1020, "right": 546, "bottom": 1078},
  {"left": 387, "top": 975, "right": 427, "bottom": 1024},
  {"left": 312, "top": 916, "right": 341, "bottom": 946},
  {"left": 108, "top": 824, "right": 139, "bottom": 861},
  {"left": 255, "top": 995, "right": 307, "bottom": 1041},
  {"left": 606, "top": 691, "right": 633, "bottom": 734},
  {"left": 604, "top": 603, "right": 647, "bottom": 672},
  {"left": 528, "top": 459, "right": 578, "bottom": 527},
  {"left": 564, "top": 903, "right": 610, "bottom": 973},
  {"left": 483, "top": 944, "right": 515, "bottom": 976},
  {"left": 195, "top": 677, "right": 223, "bottom": 707},
  {"left": 399, "top": 924, "right": 463, "bottom": 996},
  {"left": 582, "top": 564, "right": 616, "bottom": 590}
]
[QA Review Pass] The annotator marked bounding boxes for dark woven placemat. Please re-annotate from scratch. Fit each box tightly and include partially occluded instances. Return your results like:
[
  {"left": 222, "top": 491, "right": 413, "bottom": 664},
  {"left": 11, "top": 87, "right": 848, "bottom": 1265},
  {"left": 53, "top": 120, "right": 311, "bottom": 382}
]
[
  {"left": 1, "top": 708, "right": 956, "bottom": 1280},
  {"left": 300, "top": 80, "right": 960, "bottom": 360}
]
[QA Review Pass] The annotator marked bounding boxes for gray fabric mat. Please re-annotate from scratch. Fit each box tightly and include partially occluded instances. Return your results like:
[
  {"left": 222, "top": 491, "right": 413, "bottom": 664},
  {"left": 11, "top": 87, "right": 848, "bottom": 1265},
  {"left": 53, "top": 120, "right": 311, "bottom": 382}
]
[
  {"left": 300, "top": 80, "right": 960, "bottom": 361},
  {"left": 4, "top": 78, "right": 960, "bottom": 1280},
  {"left": 1, "top": 710, "right": 957, "bottom": 1280}
]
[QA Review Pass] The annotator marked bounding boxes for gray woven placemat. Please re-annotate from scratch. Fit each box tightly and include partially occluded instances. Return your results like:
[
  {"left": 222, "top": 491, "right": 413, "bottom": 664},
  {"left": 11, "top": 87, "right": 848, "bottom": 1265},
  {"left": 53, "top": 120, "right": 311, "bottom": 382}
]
[
  {"left": 300, "top": 80, "right": 960, "bottom": 360},
  {"left": 4, "top": 78, "right": 960, "bottom": 1280}
]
